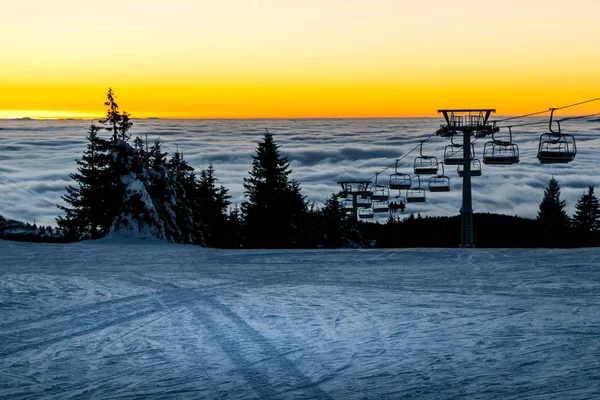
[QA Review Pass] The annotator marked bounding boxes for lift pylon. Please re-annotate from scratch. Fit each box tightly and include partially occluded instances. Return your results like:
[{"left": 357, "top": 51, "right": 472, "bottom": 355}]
[{"left": 437, "top": 109, "right": 496, "bottom": 247}]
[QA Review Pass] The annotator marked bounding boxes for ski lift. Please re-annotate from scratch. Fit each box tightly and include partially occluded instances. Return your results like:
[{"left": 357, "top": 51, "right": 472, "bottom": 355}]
[
  {"left": 389, "top": 159, "right": 412, "bottom": 190},
  {"left": 371, "top": 173, "right": 390, "bottom": 201},
  {"left": 414, "top": 142, "right": 439, "bottom": 175},
  {"left": 372, "top": 200, "right": 390, "bottom": 213},
  {"left": 457, "top": 159, "right": 482, "bottom": 177},
  {"left": 428, "top": 163, "right": 451, "bottom": 192},
  {"left": 537, "top": 109, "right": 576, "bottom": 164},
  {"left": 406, "top": 176, "right": 427, "bottom": 203},
  {"left": 388, "top": 194, "right": 406, "bottom": 213},
  {"left": 483, "top": 126, "right": 520, "bottom": 165},
  {"left": 358, "top": 207, "right": 374, "bottom": 219},
  {"left": 444, "top": 136, "right": 475, "bottom": 165},
  {"left": 356, "top": 195, "right": 372, "bottom": 207},
  {"left": 341, "top": 197, "right": 354, "bottom": 210}
]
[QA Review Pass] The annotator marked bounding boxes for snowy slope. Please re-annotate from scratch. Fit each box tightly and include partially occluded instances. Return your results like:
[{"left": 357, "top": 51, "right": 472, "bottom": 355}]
[{"left": 1, "top": 240, "right": 600, "bottom": 399}]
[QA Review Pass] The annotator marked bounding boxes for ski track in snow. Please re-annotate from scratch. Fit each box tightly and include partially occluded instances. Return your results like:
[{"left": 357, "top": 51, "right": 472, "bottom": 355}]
[{"left": 1, "top": 240, "right": 600, "bottom": 399}]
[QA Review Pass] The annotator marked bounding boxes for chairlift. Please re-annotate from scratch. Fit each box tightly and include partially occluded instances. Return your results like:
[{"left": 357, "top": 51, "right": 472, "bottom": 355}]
[
  {"left": 406, "top": 176, "right": 427, "bottom": 203},
  {"left": 414, "top": 142, "right": 439, "bottom": 175},
  {"left": 355, "top": 195, "right": 372, "bottom": 207},
  {"left": 372, "top": 200, "right": 390, "bottom": 213},
  {"left": 389, "top": 159, "right": 412, "bottom": 189},
  {"left": 371, "top": 173, "right": 390, "bottom": 201},
  {"left": 428, "top": 163, "right": 451, "bottom": 192},
  {"left": 358, "top": 207, "right": 374, "bottom": 219},
  {"left": 537, "top": 109, "right": 576, "bottom": 164},
  {"left": 483, "top": 126, "right": 520, "bottom": 165},
  {"left": 444, "top": 136, "right": 475, "bottom": 165},
  {"left": 341, "top": 197, "right": 354, "bottom": 210},
  {"left": 457, "top": 159, "right": 482, "bottom": 177},
  {"left": 388, "top": 194, "right": 406, "bottom": 213}
]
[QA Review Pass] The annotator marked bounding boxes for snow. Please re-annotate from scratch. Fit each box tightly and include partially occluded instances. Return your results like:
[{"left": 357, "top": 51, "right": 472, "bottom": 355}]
[{"left": 1, "top": 241, "right": 600, "bottom": 399}]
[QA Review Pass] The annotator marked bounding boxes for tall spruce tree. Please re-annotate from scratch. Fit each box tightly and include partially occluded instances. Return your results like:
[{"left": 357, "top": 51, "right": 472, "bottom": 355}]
[
  {"left": 57, "top": 123, "right": 113, "bottom": 240},
  {"left": 537, "top": 177, "right": 570, "bottom": 233},
  {"left": 572, "top": 186, "right": 600, "bottom": 232},
  {"left": 195, "top": 164, "right": 230, "bottom": 247},
  {"left": 243, "top": 130, "right": 307, "bottom": 248},
  {"left": 168, "top": 151, "right": 198, "bottom": 244}
]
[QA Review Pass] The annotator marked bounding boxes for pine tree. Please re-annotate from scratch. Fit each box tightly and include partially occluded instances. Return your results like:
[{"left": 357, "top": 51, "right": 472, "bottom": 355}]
[
  {"left": 319, "top": 193, "right": 348, "bottom": 247},
  {"left": 168, "top": 151, "right": 198, "bottom": 244},
  {"left": 537, "top": 177, "right": 570, "bottom": 233},
  {"left": 572, "top": 186, "right": 600, "bottom": 232},
  {"left": 57, "top": 123, "right": 113, "bottom": 240},
  {"left": 243, "top": 130, "right": 307, "bottom": 248},
  {"left": 146, "top": 139, "right": 182, "bottom": 242},
  {"left": 195, "top": 164, "right": 230, "bottom": 247}
]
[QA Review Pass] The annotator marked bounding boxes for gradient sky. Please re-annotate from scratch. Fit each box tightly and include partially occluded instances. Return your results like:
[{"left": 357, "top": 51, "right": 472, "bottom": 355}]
[{"left": 1, "top": 0, "right": 599, "bottom": 118}]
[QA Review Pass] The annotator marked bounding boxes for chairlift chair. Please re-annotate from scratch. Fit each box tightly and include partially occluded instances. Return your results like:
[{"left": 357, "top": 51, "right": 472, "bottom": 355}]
[
  {"left": 457, "top": 159, "right": 482, "bottom": 177},
  {"left": 537, "top": 111, "right": 576, "bottom": 163},
  {"left": 389, "top": 159, "right": 412, "bottom": 189},
  {"left": 355, "top": 195, "right": 372, "bottom": 207},
  {"left": 358, "top": 207, "right": 374, "bottom": 219},
  {"left": 444, "top": 136, "right": 475, "bottom": 165},
  {"left": 483, "top": 127, "right": 520, "bottom": 165},
  {"left": 406, "top": 176, "right": 427, "bottom": 203},
  {"left": 341, "top": 197, "right": 354, "bottom": 210},
  {"left": 370, "top": 173, "right": 390, "bottom": 200},
  {"left": 414, "top": 142, "right": 439, "bottom": 175},
  {"left": 372, "top": 200, "right": 390, "bottom": 213},
  {"left": 428, "top": 163, "right": 450, "bottom": 192},
  {"left": 388, "top": 194, "right": 406, "bottom": 213}
]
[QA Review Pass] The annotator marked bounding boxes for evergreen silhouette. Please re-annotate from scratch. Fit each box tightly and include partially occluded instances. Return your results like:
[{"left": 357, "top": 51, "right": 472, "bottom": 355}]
[
  {"left": 572, "top": 186, "right": 600, "bottom": 233},
  {"left": 243, "top": 130, "right": 307, "bottom": 248},
  {"left": 537, "top": 177, "right": 570, "bottom": 237},
  {"left": 195, "top": 164, "right": 231, "bottom": 247},
  {"left": 57, "top": 123, "right": 113, "bottom": 240}
]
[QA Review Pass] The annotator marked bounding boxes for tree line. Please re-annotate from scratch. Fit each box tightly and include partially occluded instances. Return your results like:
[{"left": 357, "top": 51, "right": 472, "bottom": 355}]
[
  {"left": 3, "top": 89, "right": 599, "bottom": 248},
  {"left": 55, "top": 89, "right": 364, "bottom": 248}
]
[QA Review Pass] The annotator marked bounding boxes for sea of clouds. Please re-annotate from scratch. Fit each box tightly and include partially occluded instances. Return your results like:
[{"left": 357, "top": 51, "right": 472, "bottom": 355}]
[{"left": 1, "top": 118, "right": 600, "bottom": 227}]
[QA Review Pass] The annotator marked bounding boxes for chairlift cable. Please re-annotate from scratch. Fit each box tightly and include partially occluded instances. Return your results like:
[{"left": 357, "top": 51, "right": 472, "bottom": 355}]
[
  {"left": 0, "top": 172, "right": 58, "bottom": 208},
  {"left": 492, "top": 97, "right": 600, "bottom": 124},
  {"left": 555, "top": 97, "right": 600, "bottom": 111},
  {"left": 366, "top": 132, "right": 436, "bottom": 181},
  {"left": 557, "top": 111, "right": 600, "bottom": 122},
  {"left": 492, "top": 109, "right": 549, "bottom": 123}
]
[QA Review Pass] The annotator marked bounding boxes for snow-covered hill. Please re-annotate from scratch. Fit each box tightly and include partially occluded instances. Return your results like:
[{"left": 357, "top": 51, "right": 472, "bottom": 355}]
[{"left": 2, "top": 240, "right": 599, "bottom": 399}]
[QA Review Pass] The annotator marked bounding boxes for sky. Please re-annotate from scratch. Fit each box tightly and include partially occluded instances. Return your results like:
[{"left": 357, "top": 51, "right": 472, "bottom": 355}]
[{"left": 1, "top": 0, "right": 599, "bottom": 118}]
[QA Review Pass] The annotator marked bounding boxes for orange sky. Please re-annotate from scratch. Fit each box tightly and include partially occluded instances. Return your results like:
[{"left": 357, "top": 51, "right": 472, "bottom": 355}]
[{"left": 1, "top": 0, "right": 599, "bottom": 118}]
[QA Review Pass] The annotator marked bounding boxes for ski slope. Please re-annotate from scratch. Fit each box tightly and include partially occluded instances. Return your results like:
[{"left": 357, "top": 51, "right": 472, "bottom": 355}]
[{"left": 1, "top": 240, "right": 599, "bottom": 399}]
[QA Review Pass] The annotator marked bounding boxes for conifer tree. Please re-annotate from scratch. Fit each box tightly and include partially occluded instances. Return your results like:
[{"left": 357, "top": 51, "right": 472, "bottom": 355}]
[
  {"left": 319, "top": 193, "right": 348, "bottom": 247},
  {"left": 572, "top": 186, "right": 600, "bottom": 232},
  {"left": 195, "top": 164, "right": 230, "bottom": 247},
  {"left": 537, "top": 177, "right": 570, "bottom": 233},
  {"left": 168, "top": 151, "right": 198, "bottom": 244},
  {"left": 57, "top": 123, "right": 113, "bottom": 239},
  {"left": 243, "top": 130, "right": 307, "bottom": 248}
]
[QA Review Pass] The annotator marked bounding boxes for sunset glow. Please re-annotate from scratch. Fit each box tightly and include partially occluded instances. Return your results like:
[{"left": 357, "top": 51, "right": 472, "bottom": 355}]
[{"left": 2, "top": 0, "right": 599, "bottom": 118}]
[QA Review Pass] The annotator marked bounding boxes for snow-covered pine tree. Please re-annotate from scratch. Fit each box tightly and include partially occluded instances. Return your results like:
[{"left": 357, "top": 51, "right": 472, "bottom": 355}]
[
  {"left": 242, "top": 130, "right": 308, "bottom": 248},
  {"left": 146, "top": 139, "right": 183, "bottom": 243},
  {"left": 195, "top": 164, "right": 230, "bottom": 247},
  {"left": 572, "top": 186, "right": 600, "bottom": 232},
  {"left": 537, "top": 177, "right": 570, "bottom": 234},
  {"left": 95, "top": 89, "right": 167, "bottom": 241},
  {"left": 57, "top": 123, "right": 113, "bottom": 240}
]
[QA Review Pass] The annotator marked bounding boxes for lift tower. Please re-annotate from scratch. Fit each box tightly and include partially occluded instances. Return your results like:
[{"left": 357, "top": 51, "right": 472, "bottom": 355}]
[
  {"left": 337, "top": 181, "right": 372, "bottom": 221},
  {"left": 437, "top": 109, "right": 496, "bottom": 247}
]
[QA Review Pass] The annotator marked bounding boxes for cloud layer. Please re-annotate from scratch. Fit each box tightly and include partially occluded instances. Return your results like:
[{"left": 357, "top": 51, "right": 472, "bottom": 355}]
[{"left": 1, "top": 118, "right": 599, "bottom": 227}]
